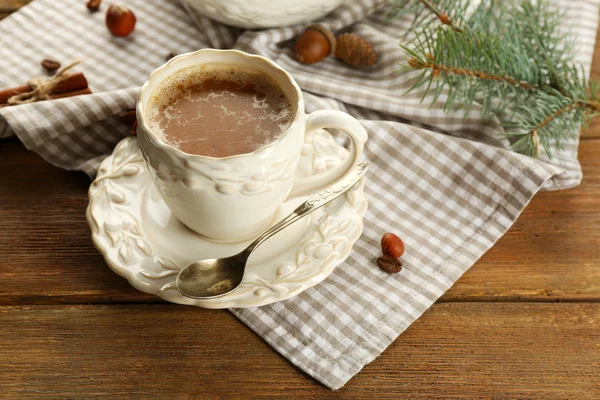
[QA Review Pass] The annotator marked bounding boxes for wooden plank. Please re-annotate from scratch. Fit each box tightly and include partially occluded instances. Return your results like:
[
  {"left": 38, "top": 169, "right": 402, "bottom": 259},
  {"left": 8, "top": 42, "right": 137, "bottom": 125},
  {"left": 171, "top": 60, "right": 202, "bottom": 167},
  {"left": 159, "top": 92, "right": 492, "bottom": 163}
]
[
  {"left": 0, "top": 0, "right": 30, "bottom": 18},
  {"left": 0, "top": 303, "right": 598, "bottom": 398},
  {"left": 1, "top": 138, "right": 599, "bottom": 304},
  {"left": 584, "top": 19, "right": 600, "bottom": 139},
  {"left": 0, "top": 139, "right": 158, "bottom": 304},
  {"left": 442, "top": 139, "right": 600, "bottom": 302}
]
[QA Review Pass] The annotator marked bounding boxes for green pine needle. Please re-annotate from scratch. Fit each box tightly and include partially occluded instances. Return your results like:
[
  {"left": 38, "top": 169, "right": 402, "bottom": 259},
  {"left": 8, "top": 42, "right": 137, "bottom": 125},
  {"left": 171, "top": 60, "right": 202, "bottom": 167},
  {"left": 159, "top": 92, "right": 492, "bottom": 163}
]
[{"left": 394, "top": 0, "right": 600, "bottom": 158}]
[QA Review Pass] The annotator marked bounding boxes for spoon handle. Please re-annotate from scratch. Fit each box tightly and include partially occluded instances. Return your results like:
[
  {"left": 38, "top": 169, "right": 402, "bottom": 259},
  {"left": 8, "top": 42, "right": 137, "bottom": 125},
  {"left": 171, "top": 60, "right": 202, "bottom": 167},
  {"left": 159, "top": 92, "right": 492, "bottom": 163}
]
[{"left": 247, "top": 161, "right": 369, "bottom": 252}]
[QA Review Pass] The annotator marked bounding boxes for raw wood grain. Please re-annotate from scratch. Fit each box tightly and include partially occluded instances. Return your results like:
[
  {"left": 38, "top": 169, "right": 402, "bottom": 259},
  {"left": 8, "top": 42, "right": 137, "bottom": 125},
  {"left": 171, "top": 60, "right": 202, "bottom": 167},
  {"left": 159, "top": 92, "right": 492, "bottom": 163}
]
[
  {"left": 0, "top": 0, "right": 30, "bottom": 20},
  {"left": 583, "top": 16, "right": 600, "bottom": 138},
  {"left": 0, "top": 303, "right": 598, "bottom": 399},
  {"left": 442, "top": 139, "right": 600, "bottom": 302},
  {"left": 1, "top": 137, "right": 599, "bottom": 304},
  {"left": 0, "top": 138, "right": 158, "bottom": 304}
]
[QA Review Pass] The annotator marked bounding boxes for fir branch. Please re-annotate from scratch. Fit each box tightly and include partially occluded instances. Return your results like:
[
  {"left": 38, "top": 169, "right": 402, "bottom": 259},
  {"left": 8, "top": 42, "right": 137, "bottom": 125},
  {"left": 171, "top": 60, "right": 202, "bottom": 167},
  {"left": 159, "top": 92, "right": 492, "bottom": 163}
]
[
  {"left": 417, "top": 0, "right": 461, "bottom": 31},
  {"left": 407, "top": 58, "right": 534, "bottom": 91},
  {"left": 522, "top": 100, "right": 600, "bottom": 156},
  {"left": 387, "top": 0, "right": 501, "bottom": 34},
  {"left": 531, "top": 129, "right": 541, "bottom": 158},
  {"left": 397, "top": 0, "right": 599, "bottom": 158},
  {"left": 505, "top": 89, "right": 600, "bottom": 158},
  {"left": 534, "top": 103, "right": 585, "bottom": 132},
  {"left": 400, "top": 26, "right": 545, "bottom": 118},
  {"left": 386, "top": 0, "right": 472, "bottom": 33}
]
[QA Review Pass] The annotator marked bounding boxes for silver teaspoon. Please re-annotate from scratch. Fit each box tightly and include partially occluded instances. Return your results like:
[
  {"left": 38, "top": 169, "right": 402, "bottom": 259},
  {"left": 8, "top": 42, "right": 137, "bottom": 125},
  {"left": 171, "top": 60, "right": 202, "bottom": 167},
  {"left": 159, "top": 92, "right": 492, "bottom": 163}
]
[{"left": 176, "top": 161, "right": 370, "bottom": 299}]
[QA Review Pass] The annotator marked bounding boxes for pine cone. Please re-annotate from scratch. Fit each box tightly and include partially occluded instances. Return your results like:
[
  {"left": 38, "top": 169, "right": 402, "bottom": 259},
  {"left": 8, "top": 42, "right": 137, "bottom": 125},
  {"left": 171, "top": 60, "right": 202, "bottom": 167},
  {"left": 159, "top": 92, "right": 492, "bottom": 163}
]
[{"left": 335, "top": 33, "right": 377, "bottom": 67}]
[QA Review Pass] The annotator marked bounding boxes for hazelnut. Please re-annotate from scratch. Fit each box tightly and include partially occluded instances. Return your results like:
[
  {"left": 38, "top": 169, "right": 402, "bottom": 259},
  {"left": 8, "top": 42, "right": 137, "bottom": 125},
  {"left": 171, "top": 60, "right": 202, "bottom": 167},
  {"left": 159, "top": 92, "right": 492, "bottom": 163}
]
[
  {"left": 294, "top": 25, "right": 336, "bottom": 65},
  {"left": 86, "top": 0, "right": 101, "bottom": 12},
  {"left": 106, "top": 4, "right": 136, "bottom": 37},
  {"left": 381, "top": 232, "right": 404, "bottom": 259}
]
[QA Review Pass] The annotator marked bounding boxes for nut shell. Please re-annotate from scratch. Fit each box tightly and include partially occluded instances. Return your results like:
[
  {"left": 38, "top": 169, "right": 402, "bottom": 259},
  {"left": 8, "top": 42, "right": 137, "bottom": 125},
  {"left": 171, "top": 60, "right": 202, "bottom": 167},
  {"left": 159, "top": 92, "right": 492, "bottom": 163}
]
[
  {"left": 381, "top": 232, "right": 404, "bottom": 258},
  {"left": 106, "top": 4, "right": 137, "bottom": 37},
  {"left": 294, "top": 24, "right": 335, "bottom": 65},
  {"left": 86, "top": 0, "right": 101, "bottom": 12},
  {"left": 165, "top": 52, "right": 178, "bottom": 62},
  {"left": 306, "top": 25, "right": 336, "bottom": 55}
]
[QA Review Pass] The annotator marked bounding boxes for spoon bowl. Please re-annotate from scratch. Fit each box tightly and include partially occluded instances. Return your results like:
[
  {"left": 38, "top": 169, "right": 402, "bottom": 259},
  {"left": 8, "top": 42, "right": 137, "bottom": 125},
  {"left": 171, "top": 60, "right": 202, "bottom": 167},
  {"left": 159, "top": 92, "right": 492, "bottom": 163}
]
[{"left": 175, "top": 251, "right": 249, "bottom": 298}]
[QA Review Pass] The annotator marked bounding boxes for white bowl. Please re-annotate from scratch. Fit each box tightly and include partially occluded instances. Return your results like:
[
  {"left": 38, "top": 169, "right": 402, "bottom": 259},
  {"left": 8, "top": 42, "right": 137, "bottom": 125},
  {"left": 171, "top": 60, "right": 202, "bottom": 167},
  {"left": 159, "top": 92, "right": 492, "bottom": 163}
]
[{"left": 185, "top": 0, "right": 344, "bottom": 29}]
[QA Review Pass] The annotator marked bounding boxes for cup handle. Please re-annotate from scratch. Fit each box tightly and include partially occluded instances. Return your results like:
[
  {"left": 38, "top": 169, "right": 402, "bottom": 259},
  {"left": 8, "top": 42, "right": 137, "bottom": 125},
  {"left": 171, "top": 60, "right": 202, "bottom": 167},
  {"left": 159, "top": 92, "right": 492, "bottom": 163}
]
[{"left": 288, "top": 110, "right": 368, "bottom": 198}]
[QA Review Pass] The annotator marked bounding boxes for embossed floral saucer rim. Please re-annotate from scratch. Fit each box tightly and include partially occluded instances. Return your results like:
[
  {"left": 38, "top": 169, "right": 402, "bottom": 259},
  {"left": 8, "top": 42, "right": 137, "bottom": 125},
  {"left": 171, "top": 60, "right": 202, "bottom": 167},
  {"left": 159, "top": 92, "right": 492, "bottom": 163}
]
[{"left": 86, "top": 133, "right": 367, "bottom": 308}]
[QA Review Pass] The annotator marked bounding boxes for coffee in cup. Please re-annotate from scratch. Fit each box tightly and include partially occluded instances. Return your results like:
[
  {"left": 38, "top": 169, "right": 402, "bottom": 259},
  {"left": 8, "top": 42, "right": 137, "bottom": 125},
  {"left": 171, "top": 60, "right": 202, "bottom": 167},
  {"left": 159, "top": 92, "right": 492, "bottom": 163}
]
[{"left": 147, "top": 66, "right": 294, "bottom": 158}]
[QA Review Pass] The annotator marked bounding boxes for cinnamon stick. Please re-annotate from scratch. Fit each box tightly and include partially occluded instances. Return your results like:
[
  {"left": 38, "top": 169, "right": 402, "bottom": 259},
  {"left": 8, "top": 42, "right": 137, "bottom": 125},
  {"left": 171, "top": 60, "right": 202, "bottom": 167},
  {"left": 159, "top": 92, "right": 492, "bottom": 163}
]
[
  {"left": 51, "top": 72, "right": 88, "bottom": 94},
  {"left": 119, "top": 109, "right": 136, "bottom": 125},
  {"left": 119, "top": 108, "right": 137, "bottom": 135},
  {"left": 48, "top": 87, "right": 92, "bottom": 99},
  {"left": 0, "top": 85, "right": 29, "bottom": 104},
  {"left": 0, "top": 87, "right": 93, "bottom": 107},
  {"left": 0, "top": 72, "right": 89, "bottom": 104}
]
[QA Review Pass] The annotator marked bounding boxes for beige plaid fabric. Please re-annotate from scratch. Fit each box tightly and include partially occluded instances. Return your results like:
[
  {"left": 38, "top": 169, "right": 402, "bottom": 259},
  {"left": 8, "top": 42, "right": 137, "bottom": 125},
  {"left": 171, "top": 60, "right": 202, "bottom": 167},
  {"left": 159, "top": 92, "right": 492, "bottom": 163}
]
[{"left": 1, "top": 0, "right": 598, "bottom": 389}]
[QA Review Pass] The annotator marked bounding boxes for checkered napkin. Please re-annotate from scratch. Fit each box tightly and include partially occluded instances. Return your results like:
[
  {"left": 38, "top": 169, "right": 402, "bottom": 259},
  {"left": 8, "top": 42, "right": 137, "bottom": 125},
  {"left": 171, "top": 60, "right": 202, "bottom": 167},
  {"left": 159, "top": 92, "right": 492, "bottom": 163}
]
[{"left": 1, "top": 0, "right": 598, "bottom": 389}]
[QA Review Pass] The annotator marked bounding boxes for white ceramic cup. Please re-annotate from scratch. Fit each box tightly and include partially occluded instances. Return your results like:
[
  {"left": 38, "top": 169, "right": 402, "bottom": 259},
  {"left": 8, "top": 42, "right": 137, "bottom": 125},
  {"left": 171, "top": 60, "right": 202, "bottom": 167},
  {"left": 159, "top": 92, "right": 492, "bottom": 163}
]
[{"left": 137, "top": 49, "right": 367, "bottom": 241}]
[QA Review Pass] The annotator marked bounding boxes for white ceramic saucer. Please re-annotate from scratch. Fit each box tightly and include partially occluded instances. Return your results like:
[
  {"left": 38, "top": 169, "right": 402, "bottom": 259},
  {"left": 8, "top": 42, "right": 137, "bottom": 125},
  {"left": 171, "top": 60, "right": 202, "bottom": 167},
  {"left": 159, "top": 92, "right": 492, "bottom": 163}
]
[{"left": 86, "top": 131, "right": 367, "bottom": 308}]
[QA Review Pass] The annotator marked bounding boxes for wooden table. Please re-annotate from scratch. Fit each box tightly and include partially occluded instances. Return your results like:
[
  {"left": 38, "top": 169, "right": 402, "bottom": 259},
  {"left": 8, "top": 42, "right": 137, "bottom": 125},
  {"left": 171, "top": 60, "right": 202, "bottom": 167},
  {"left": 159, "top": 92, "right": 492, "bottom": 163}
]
[{"left": 1, "top": 2, "right": 599, "bottom": 398}]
